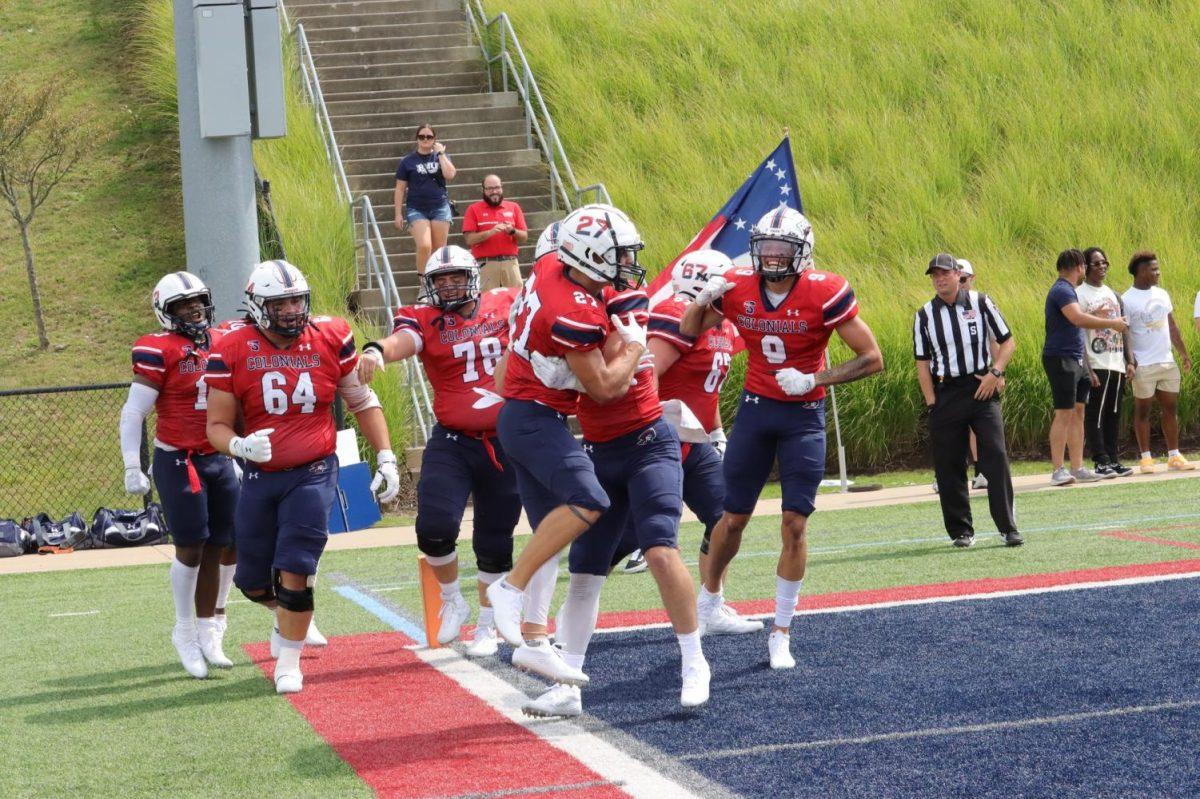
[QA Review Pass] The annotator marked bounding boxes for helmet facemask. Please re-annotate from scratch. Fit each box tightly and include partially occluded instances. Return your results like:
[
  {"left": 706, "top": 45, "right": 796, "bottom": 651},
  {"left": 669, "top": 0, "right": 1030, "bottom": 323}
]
[
  {"left": 423, "top": 268, "right": 479, "bottom": 311},
  {"left": 261, "top": 293, "right": 311, "bottom": 338},
  {"left": 610, "top": 244, "right": 646, "bottom": 291},
  {"left": 750, "top": 236, "right": 809, "bottom": 282},
  {"left": 165, "top": 292, "right": 214, "bottom": 340}
]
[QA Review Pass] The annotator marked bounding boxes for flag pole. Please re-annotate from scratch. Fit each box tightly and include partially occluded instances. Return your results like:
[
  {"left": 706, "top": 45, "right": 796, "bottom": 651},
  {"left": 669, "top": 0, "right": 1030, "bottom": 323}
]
[{"left": 826, "top": 348, "right": 849, "bottom": 493}]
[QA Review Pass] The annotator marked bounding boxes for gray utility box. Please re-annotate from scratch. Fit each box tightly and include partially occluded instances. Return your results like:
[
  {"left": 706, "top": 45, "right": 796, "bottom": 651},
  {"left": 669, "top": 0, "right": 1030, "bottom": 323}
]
[
  {"left": 193, "top": 0, "right": 251, "bottom": 137},
  {"left": 247, "top": 0, "right": 286, "bottom": 139}
]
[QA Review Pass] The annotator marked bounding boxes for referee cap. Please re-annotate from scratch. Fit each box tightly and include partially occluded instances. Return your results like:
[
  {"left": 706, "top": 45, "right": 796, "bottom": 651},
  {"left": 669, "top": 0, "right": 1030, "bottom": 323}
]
[{"left": 925, "top": 252, "right": 959, "bottom": 274}]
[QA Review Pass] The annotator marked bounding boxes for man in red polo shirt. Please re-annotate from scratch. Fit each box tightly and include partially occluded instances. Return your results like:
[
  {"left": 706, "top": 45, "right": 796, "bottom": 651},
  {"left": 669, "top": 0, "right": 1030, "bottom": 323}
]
[{"left": 462, "top": 174, "right": 528, "bottom": 290}]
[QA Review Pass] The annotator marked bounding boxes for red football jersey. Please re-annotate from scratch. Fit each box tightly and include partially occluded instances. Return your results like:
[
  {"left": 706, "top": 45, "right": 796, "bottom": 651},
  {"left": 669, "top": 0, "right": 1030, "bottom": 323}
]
[
  {"left": 576, "top": 288, "right": 660, "bottom": 442},
  {"left": 650, "top": 296, "right": 737, "bottom": 433},
  {"left": 132, "top": 329, "right": 226, "bottom": 452},
  {"left": 206, "top": 316, "right": 358, "bottom": 471},
  {"left": 392, "top": 288, "right": 518, "bottom": 433},
  {"left": 714, "top": 268, "right": 858, "bottom": 402},
  {"left": 503, "top": 254, "right": 609, "bottom": 415}
]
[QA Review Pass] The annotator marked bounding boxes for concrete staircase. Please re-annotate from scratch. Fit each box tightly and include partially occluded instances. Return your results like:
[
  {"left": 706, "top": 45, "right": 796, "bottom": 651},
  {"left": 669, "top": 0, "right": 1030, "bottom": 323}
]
[{"left": 286, "top": 0, "right": 559, "bottom": 321}]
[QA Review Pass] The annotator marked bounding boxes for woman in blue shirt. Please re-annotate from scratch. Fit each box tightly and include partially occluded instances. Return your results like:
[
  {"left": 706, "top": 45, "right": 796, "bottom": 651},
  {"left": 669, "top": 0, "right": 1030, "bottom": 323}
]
[{"left": 394, "top": 123, "right": 458, "bottom": 275}]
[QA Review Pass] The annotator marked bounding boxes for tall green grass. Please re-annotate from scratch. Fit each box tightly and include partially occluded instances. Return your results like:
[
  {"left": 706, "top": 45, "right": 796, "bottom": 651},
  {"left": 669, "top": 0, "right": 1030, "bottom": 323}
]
[
  {"left": 488, "top": 0, "right": 1200, "bottom": 467},
  {"left": 130, "top": 1, "right": 411, "bottom": 458}
]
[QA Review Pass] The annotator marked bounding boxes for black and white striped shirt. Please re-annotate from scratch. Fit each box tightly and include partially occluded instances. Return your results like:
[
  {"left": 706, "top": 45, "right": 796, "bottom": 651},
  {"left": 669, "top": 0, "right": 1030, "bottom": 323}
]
[{"left": 913, "top": 290, "right": 1012, "bottom": 379}]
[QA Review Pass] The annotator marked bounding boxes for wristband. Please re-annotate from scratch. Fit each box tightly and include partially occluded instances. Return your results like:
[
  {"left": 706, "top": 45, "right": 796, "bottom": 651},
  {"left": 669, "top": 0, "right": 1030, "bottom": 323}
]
[{"left": 363, "top": 341, "right": 385, "bottom": 358}]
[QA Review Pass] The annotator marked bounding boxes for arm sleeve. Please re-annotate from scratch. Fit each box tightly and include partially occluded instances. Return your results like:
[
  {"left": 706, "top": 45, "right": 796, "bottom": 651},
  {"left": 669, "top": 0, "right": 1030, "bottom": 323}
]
[
  {"left": 119, "top": 382, "right": 159, "bottom": 470},
  {"left": 980, "top": 293, "right": 1012, "bottom": 343},
  {"left": 337, "top": 369, "right": 381, "bottom": 413}
]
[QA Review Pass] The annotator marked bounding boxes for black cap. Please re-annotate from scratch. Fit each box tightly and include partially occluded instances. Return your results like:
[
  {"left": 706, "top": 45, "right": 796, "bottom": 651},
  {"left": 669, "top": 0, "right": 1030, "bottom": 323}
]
[{"left": 926, "top": 253, "right": 958, "bottom": 274}]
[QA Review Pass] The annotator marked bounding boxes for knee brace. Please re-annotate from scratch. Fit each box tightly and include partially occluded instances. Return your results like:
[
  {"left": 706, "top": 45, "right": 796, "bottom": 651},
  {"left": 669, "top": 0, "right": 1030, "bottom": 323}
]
[
  {"left": 699, "top": 522, "right": 717, "bottom": 555},
  {"left": 239, "top": 585, "right": 275, "bottom": 605},
  {"left": 274, "top": 572, "right": 315, "bottom": 613},
  {"left": 473, "top": 541, "right": 513, "bottom": 575},
  {"left": 415, "top": 526, "right": 458, "bottom": 559}
]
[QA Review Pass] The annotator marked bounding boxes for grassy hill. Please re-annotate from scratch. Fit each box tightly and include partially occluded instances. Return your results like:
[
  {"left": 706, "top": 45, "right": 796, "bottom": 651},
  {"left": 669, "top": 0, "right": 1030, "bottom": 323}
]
[
  {"left": 488, "top": 0, "right": 1200, "bottom": 466},
  {"left": 0, "top": 0, "right": 183, "bottom": 389}
]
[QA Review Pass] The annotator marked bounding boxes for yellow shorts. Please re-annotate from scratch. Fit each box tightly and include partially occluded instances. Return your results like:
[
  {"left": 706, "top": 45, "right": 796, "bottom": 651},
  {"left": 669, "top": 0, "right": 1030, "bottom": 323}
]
[{"left": 1132, "top": 362, "right": 1180, "bottom": 399}]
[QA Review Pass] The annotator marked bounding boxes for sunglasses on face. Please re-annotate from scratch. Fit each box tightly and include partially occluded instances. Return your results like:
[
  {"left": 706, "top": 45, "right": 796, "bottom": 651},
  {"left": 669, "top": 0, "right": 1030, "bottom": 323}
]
[{"left": 417, "top": 134, "right": 435, "bottom": 140}]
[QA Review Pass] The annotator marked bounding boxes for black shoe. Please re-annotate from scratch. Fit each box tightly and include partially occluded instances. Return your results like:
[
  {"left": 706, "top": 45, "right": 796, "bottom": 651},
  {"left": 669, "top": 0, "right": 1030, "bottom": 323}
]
[
  {"left": 1110, "top": 462, "right": 1134, "bottom": 477},
  {"left": 1004, "top": 530, "right": 1025, "bottom": 547},
  {"left": 622, "top": 549, "right": 647, "bottom": 574},
  {"left": 1094, "top": 463, "right": 1118, "bottom": 479},
  {"left": 952, "top": 534, "right": 975, "bottom": 548}
]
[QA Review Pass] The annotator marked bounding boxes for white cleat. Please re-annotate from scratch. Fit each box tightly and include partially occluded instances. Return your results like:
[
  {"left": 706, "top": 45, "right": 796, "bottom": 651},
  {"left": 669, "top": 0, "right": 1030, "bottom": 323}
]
[
  {"left": 680, "top": 658, "right": 711, "bottom": 708},
  {"left": 172, "top": 623, "right": 208, "bottom": 679},
  {"left": 465, "top": 625, "right": 499, "bottom": 658},
  {"left": 274, "top": 667, "right": 303, "bottom": 694},
  {"left": 215, "top": 613, "right": 228, "bottom": 635},
  {"left": 705, "top": 602, "right": 764, "bottom": 636},
  {"left": 522, "top": 683, "right": 582, "bottom": 718},
  {"left": 512, "top": 640, "right": 590, "bottom": 686},
  {"left": 437, "top": 593, "right": 472, "bottom": 645},
  {"left": 197, "top": 618, "right": 234, "bottom": 668},
  {"left": 305, "top": 620, "right": 328, "bottom": 647},
  {"left": 485, "top": 579, "right": 525, "bottom": 647},
  {"left": 768, "top": 630, "right": 796, "bottom": 670}
]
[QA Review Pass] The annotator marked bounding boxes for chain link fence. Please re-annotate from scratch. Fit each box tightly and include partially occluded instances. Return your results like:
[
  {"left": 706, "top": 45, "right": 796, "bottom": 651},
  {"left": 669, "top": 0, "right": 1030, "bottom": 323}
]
[{"left": 0, "top": 383, "right": 154, "bottom": 520}]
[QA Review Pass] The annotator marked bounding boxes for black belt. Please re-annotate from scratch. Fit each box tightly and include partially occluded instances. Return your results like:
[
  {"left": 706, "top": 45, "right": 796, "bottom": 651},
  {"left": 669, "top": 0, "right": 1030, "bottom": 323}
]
[{"left": 936, "top": 372, "right": 986, "bottom": 387}]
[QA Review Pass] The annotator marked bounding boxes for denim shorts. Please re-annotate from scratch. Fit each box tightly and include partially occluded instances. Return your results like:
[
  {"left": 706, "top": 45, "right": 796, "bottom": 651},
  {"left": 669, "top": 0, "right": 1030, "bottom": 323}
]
[{"left": 405, "top": 202, "right": 453, "bottom": 224}]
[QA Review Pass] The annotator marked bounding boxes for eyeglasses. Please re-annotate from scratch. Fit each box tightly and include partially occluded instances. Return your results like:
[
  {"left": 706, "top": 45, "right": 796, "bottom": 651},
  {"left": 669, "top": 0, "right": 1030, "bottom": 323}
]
[{"left": 417, "top": 134, "right": 435, "bottom": 140}]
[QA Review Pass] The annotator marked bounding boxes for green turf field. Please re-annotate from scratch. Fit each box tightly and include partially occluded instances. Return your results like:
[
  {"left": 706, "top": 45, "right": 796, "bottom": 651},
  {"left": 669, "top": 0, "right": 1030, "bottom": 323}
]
[{"left": 2, "top": 477, "right": 1197, "bottom": 798}]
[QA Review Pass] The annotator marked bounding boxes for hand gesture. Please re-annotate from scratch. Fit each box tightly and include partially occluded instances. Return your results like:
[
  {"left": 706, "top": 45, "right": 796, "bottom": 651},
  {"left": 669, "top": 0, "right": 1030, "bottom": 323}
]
[
  {"left": 358, "top": 347, "right": 386, "bottom": 383},
  {"left": 775, "top": 368, "right": 815, "bottom": 396},
  {"left": 370, "top": 450, "right": 400, "bottom": 503},
  {"left": 229, "top": 428, "right": 274, "bottom": 463}
]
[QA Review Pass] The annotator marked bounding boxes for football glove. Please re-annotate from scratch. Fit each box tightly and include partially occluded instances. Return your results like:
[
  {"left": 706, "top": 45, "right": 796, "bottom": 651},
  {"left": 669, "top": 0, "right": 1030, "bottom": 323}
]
[
  {"left": 610, "top": 312, "right": 647, "bottom": 349},
  {"left": 229, "top": 428, "right": 274, "bottom": 463},
  {"left": 124, "top": 467, "right": 151, "bottom": 495},
  {"left": 531, "top": 352, "right": 582, "bottom": 391},
  {"left": 694, "top": 274, "right": 732, "bottom": 307},
  {"left": 710, "top": 427, "right": 727, "bottom": 458},
  {"left": 775, "top": 368, "right": 816, "bottom": 397},
  {"left": 370, "top": 449, "right": 400, "bottom": 503}
]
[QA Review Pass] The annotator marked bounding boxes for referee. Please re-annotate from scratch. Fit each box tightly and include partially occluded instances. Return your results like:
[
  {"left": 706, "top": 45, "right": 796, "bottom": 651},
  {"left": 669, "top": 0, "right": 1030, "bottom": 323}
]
[{"left": 914, "top": 253, "right": 1023, "bottom": 548}]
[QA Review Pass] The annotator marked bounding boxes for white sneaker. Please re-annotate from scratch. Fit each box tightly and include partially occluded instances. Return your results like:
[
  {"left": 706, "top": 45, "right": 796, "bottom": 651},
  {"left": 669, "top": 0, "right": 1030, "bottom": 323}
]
[
  {"left": 695, "top": 591, "right": 722, "bottom": 636},
  {"left": 215, "top": 613, "right": 228, "bottom": 635},
  {"left": 705, "top": 602, "right": 763, "bottom": 635},
  {"left": 512, "top": 640, "right": 589, "bottom": 686},
  {"left": 305, "top": 620, "right": 328, "bottom": 647},
  {"left": 172, "top": 623, "right": 208, "bottom": 679},
  {"left": 437, "top": 593, "right": 471, "bottom": 645},
  {"left": 486, "top": 579, "right": 525, "bottom": 646},
  {"left": 680, "top": 658, "right": 711, "bottom": 708},
  {"left": 465, "top": 625, "right": 499, "bottom": 658},
  {"left": 197, "top": 618, "right": 233, "bottom": 668},
  {"left": 768, "top": 630, "right": 795, "bottom": 670},
  {"left": 522, "top": 683, "right": 582, "bottom": 718},
  {"left": 972, "top": 473, "right": 989, "bottom": 490},
  {"left": 274, "top": 666, "right": 303, "bottom": 694}
]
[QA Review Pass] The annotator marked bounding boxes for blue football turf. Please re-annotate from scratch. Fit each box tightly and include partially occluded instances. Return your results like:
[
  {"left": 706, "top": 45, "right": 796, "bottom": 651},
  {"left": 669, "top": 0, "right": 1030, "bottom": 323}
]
[{"left": 578, "top": 578, "right": 1200, "bottom": 798}]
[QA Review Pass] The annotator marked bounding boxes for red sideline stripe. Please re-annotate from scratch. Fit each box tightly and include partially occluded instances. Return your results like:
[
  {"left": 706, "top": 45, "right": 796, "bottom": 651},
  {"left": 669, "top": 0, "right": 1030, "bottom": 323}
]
[
  {"left": 593, "top": 558, "right": 1200, "bottom": 630},
  {"left": 1100, "top": 531, "right": 1200, "bottom": 550},
  {"left": 245, "top": 633, "right": 624, "bottom": 799}
]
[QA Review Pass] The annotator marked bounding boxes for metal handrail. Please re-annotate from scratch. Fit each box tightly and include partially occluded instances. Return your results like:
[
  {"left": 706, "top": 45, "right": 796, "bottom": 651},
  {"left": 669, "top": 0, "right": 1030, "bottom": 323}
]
[
  {"left": 463, "top": 0, "right": 611, "bottom": 212},
  {"left": 284, "top": 6, "right": 434, "bottom": 445}
]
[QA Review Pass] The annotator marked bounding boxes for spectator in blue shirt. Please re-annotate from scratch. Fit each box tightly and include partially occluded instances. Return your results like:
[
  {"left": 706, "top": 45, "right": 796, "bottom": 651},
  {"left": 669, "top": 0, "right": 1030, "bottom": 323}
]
[
  {"left": 1042, "top": 248, "right": 1128, "bottom": 486},
  {"left": 394, "top": 123, "right": 458, "bottom": 276}
]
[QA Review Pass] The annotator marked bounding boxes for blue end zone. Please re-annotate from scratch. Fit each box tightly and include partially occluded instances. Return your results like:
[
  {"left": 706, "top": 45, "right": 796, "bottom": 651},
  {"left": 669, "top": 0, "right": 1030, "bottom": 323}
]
[{"left": 580, "top": 578, "right": 1200, "bottom": 798}]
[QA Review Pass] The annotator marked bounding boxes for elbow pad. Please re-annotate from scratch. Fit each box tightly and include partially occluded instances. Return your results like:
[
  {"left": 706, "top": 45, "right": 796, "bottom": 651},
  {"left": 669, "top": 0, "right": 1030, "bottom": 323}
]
[{"left": 338, "top": 372, "right": 382, "bottom": 413}]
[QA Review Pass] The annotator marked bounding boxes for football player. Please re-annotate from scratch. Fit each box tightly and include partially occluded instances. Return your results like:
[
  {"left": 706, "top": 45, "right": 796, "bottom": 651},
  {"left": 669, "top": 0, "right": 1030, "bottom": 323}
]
[
  {"left": 681, "top": 208, "right": 883, "bottom": 669},
  {"left": 205, "top": 260, "right": 400, "bottom": 694},
  {"left": 121, "top": 272, "right": 239, "bottom": 678},
  {"left": 521, "top": 280, "right": 711, "bottom": 716},
  {"left": 485, "top": 204, "right": 648, "bottom": 685},
  {"left": 358, "top": 246, "right": 521, "bottom": 657}
]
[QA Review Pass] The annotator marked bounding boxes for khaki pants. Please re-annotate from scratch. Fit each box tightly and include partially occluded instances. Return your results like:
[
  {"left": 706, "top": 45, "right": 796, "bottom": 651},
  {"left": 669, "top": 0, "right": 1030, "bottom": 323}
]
[{"left": 479, "top": 258, "right": 522, "bottom": 290}]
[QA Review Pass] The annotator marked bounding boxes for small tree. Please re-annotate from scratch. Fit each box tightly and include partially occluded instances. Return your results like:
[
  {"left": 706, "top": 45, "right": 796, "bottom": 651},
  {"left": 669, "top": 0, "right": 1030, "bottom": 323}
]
[{"left": 0, "top": 76, "right": 95, "bottom": 350}]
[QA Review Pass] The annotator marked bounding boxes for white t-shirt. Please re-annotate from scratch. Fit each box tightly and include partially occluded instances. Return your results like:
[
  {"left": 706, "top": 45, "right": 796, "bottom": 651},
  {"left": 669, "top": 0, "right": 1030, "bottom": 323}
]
[
  {"left": 1121, "top": 286, "right": 1174, "bottom": 366},
  {"left": 1076, "top": 283, "right": 1125, "bottom": 371},
  {"left": 1192, "top": 290, "right": 1200, "bottom": 320}
]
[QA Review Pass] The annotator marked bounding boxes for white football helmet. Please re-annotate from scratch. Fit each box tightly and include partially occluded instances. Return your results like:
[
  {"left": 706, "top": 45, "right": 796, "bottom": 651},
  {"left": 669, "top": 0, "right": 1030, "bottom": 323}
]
[
  {"left": 245, "top": 259, "right": 311, "bottom": 337},
  {"left": 152, "top": 271, "right": 213, "bottom": 339},
  {"left": 534, "top": 219, "right": 565, "bottom": 262},
  {"left": 670, "top": 249, "right": 734, "bottom": 300},
  {"left": 749, "top": 206, "right": 814, "bottom": 281},
  {"left": 421, "top": 245, "right": 480, "bottom": 311},
  {"left": 557, "top": 203, "right": 646, "bottom": 290}
]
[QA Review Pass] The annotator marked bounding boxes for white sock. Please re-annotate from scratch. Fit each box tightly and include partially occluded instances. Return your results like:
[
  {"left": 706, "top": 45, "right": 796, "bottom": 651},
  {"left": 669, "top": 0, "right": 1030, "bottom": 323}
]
[
  {"left": 1142, "top": 451, "right": 1152, "bottom": 460},
  {"left": 425, "top": 551, "right": 457, "bottom": 567},
  {"left": 276, "top": 638, "right": 303, "bottom": 672},
  {"left": 478, "top": 607, "right": 495, "bottom": 630},
  {"left": 215, "top": 563, "right": 236, "bottom": 612},
  {"left": 555, "top": 573, "right": 606, "bottom": 660},
  {"left": 522, "top": 554, "right": 560, "bottom": 627},
  {"left": 698, "top": 584, "right": 722, "bottom": 610},
  {"left": 1169, "top": 449, "right": 1181, "bottom": 458},
  {"left": 676, "top": 630, "right": 703, "bottom": 666},
  {"left": 774, "top": 576, "right": 803, "bottom": 630},
  {"left": 170, "top": 559, "right": 200, "bottom": 625},
  {"left": 439, "top": 578, "right": 461, "bottom": 601}
]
